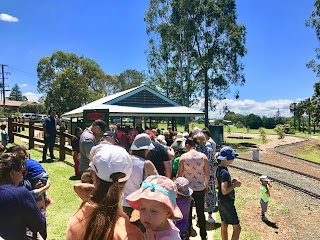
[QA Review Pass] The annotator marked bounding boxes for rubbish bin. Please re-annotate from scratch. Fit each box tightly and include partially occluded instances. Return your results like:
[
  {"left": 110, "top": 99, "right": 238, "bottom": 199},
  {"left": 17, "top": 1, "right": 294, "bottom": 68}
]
[
  {"left": 208, "top": 125, "right": 224, "bottom": 145},
  {"left": 253, "top": 149, "right": 259, "bottom": 161}
]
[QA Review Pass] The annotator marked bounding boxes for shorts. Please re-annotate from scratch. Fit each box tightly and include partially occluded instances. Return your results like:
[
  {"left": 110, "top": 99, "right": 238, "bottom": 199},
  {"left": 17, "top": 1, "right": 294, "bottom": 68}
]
[
  {"left": 260, "top": 199, "right": 268, "bottom": 213},
  {"left": 218, "top": 201, "right": 239, "bottom": 225}
]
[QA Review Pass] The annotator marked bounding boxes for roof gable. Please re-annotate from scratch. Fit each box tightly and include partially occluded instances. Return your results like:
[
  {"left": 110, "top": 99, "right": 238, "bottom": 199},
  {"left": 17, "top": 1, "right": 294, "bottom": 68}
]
[{"left": 106, "top": 85, "right": 179, "bottom": 107}]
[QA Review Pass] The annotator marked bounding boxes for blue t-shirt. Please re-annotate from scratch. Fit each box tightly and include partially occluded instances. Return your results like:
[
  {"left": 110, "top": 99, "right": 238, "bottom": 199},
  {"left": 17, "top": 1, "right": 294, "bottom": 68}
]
[
  {"left": 0, "top": 184, "right": 45, "bottom": 240},
  {"left": 216, "top": 166, "right": 235, "bottom": 203},
  {"left": 43, "top": 116, "right": 58, "bottom": 136},
  {"left": 25, "top": 159, "right": 46, "bottom": 179}
]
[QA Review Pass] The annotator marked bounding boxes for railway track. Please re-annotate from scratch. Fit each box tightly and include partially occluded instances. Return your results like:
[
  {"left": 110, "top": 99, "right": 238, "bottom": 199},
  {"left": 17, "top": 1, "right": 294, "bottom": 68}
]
[
  {"left": 237, "top": 156, "right": 320, "bottom": 181},
  {"left": 274, "top": 141, "right": 320, "bottom": 167},
  {"left": 230, "top": 164, "right": 320, "bottom": 200}
]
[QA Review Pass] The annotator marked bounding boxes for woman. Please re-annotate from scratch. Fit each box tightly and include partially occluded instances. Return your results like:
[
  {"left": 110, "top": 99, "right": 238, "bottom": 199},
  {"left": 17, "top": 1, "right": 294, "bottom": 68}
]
[
  {"left": 0, "top": 153, "right": 46, "bottom": 240},
  {"left": 122, "top": 133, "right": 158, "bottom": 230},
  {"left": 177, "top": 138, "right": 209, "bottom": 240},
  {"left": 71, "top": 127, "right": 83, "bottom": 177},
  {"left": 66, "top": 144, "right": 143, "bottom": 240},
  {"left": 194, "top": 133, "right": 217, "bottom": 224}
]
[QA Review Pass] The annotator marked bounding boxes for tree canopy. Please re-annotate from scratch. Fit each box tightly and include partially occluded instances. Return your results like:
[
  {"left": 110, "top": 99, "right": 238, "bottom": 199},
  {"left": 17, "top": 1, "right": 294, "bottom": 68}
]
[
  {"left": 37, "top": 51, "right": 112, "bottom": 114},
  {"left": 8, "top": 84, "right": 28, "bottom": 102},
  {"left": 146, "top": 0, "right": 247, "bottom": 127}
]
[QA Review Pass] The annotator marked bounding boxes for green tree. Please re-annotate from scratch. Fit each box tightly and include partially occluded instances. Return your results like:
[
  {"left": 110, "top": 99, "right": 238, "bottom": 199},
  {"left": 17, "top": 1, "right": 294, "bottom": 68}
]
[
  {"left": 20, "top": 103, "right": 46, "bottom": 114},
  {"left": 262, "top": 116, "right": 276, "bottom": 129},
  {"left": 306, "top": 0, "right": 320, "bottom": 77},
  {"left": 112, "top": 70, "right": 147, "bottom": 92},
  {"left": 311, "top": 82, "right": 320, "bottom": 133},
  {"left": 245, "top": 113, "right": 262, "bottom": 129},
  {"left": 145, "top": 0, "right": 247, "bottom": 127},
  {"left": 8, "top": 84, "right": 28, "bottom": 101},
  {"left": 289, "top": 102, "right": 297, "bottom": 130},
  {"left": 37, "top": 51, "right": 112, "bottom": 114}
]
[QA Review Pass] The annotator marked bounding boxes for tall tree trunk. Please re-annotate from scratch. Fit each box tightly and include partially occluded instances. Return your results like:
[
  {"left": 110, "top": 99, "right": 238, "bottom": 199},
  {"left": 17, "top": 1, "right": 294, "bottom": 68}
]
[{"left": 205, "top": 68, "right": 209, "bottom": 128}]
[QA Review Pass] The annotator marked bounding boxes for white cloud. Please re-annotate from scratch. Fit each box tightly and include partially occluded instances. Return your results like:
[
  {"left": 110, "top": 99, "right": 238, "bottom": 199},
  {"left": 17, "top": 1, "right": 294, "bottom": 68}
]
[
  {"left": 193, "top": 98, "right": 295, "bottom": 119},
  {"left": 0, "top": 13, "right": 19, "bottom": 22},
  {"left": 20, "top": 84, "right": 28, "bottom": 87},
  {"left": 23, "top": 92, "right": 43, "bottom": 102}
]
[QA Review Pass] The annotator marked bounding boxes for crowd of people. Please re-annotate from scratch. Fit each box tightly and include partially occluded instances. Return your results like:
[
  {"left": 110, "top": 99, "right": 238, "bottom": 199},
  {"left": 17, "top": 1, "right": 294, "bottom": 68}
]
[{"left": 0, "top": 113, "right": 274, "bottom": 240}]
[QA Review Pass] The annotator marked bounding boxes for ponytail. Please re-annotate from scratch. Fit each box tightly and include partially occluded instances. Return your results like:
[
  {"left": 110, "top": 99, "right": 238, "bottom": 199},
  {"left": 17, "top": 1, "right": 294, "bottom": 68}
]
[{"left": 83, "top": 172, "right": 125, "bottom": 240}]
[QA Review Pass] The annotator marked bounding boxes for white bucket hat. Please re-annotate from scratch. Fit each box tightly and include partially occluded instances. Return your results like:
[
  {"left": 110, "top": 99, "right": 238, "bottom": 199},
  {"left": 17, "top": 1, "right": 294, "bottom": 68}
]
[{"left": 130, "top": 133, "right": 155, "bottom": 151}]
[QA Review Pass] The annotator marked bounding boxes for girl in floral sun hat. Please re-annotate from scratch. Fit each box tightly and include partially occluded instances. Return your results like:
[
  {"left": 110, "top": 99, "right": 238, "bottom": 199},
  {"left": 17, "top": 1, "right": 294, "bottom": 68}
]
[{"left": 126, "top": 175, "right": 183, "bottom": 240}]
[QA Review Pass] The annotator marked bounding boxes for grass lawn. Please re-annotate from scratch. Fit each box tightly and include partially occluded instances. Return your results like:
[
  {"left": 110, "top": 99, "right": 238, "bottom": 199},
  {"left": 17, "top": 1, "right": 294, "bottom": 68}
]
[{"left": 296, "top": 144, "right": 320, "bottom": 164}]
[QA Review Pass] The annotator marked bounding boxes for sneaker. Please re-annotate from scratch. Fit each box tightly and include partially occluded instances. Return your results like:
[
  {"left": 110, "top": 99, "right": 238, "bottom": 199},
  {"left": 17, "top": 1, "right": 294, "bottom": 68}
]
[
  {"left": 45, "top": 198, "right": 53, "bottom": 207},
  {"left": 208, "top": 217, "right": 215, "bottom": 224}
]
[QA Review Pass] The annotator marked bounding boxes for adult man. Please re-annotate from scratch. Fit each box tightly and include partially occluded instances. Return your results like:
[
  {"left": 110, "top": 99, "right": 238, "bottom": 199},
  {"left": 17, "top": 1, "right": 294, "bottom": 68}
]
[
  {"left": 145, "top": 131, "right": 174, "bottom": 178},
  {"left": 79, "top": 120, "right": 106, "bottom": 174},
  {"left": 42, "top": 108, "right": 60, "bottom": 162}
]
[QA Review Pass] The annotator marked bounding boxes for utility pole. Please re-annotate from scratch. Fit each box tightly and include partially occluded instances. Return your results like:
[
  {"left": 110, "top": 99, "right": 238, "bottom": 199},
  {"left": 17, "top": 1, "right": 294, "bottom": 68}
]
[{"left": 0, "top": 64, "right": 9, "bottom": 117}]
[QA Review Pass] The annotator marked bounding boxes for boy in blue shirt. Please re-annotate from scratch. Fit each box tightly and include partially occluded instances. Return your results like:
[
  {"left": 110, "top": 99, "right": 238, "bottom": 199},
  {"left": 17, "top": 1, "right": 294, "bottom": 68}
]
[{"left": 215, "top": 146, "right": 241, "bottom": 240}]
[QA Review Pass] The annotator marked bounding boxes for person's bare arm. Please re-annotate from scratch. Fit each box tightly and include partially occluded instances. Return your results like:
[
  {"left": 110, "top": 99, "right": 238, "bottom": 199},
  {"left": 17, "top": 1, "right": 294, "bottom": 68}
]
[
  {"left": 145, "top": 160, "right": 158, "bottom": 176},
  {"left": 34, "top": 179, "right": 51, "bottom": 196},
  {"left": 73, "top": 183, "right": 95, "bottom": 201},
  {"left": 167, "top": 147, "right": 175, "bottom": 160},
  {"left": 221, "top": 180, "right": 241, "bottom": 195},
  {"left": 177, "top": 155, "right": 185, "bottom": 177},
  {"left": 204, "top": 156, "right": 210, "bottom": 192},
  {"left": 164, "top": 161, "right": 172, "bottom": 179}
]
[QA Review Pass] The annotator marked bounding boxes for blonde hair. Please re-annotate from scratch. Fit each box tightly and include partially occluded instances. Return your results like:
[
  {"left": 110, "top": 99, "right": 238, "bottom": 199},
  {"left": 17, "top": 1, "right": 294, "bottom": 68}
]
[{"left": 194, "top": 133, "right": 206, "bottom": 146}]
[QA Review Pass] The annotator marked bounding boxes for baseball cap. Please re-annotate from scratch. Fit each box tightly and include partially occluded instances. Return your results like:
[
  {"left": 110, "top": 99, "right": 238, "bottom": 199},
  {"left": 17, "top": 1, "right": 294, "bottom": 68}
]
[
  {"left": 259, "top": 175, "right": 272, "bottom": 182},
  {"left": 145, "top": 130, "right": 155, "bottom": 139},
  {"left": 93, "top": 119, "right": 107, "bottom": 133},
  {"left": 156, "top": 135, "right": 167, "bottom": 145},
  {"left": 130, "top": 133, "right": 155, "bottom": 151},
  {"left": 89, "top": 145, "right": 132, "bottom": 182},
  {"left": 103, "top": 131, "right": 117, "bottom": 138},
  {"left": 174, "top": 177, "right": 193, "bottom": 196},
  {"left": 217, "top": 146, "right": 238, "bottom": 161}
]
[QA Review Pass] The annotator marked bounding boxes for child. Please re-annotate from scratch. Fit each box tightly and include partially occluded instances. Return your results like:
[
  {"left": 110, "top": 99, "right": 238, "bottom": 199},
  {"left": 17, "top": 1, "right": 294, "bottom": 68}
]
[
  {"left": 259, "top": 175, "right": 272, "bottom": 222},
  {"left": 174, "top": 177, "right": 193, "bottom": 240},
  {"left": 215, "top": 146, "right": 241, "bottom": 240},
  {"left": 1, "top": 124, "right": 8, "bottom": 147},
  {"left": 171, "top": 147, "right": 186, "bottom": 180},
  {"left": 126, "top": 175, "right": 183, "bottom": 240}
]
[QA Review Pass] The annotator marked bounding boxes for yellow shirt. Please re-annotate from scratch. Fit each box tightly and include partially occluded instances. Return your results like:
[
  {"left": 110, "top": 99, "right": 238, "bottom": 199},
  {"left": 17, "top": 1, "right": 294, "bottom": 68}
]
[{"left": 66, "top": 202, "right": 143, "bottom": 240}]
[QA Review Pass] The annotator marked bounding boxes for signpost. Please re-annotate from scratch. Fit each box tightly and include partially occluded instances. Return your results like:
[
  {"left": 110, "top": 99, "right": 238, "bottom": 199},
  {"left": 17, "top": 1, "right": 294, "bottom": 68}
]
[{"left": 83, "top": 109, "right": 109, "bottom": 131}]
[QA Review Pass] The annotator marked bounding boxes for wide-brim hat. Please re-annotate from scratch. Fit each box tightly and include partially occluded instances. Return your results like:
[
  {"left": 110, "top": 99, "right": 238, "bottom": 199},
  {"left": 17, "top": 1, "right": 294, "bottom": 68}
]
[
  {"left": 174, "top": 177, "right": 193, "bottom": 196},
  {"left": 260, "top": 175, "right": 272, "bottom": 182},
  {"left": 130, "top": 133, "right": 155, "bottom": 151},
  {"left": 126, "top": 175, "right": 183, "bottom": 220}
]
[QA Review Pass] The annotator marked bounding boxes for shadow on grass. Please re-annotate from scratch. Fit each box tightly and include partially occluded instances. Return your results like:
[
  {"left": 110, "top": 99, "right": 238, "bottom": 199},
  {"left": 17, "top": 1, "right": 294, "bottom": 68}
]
[
  {"left": 206, "top": 222, "right": 221, "bottom": 231},
  {"left": 263, "top": 219, "right": 278, "bottom": 229}
]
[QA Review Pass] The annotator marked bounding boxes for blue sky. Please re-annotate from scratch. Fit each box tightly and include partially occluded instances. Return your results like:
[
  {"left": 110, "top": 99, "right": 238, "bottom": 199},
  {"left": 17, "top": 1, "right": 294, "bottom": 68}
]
[{"left": 0, "top": 0, "right": 318, "bottom": 118}]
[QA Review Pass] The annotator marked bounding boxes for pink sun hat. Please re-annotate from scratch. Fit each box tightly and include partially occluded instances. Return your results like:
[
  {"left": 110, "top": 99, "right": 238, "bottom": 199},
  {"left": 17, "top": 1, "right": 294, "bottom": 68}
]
[{"left": 125, "top": 175, "right": 183, "bottom": 220}]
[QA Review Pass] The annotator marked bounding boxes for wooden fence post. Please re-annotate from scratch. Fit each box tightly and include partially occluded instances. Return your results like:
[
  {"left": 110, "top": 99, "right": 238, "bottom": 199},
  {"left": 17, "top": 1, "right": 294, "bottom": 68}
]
[
  {"left": 8, "top": 117, "right": 14, "bottom": 143},
  {"left": 29, "top": 120, "right": 34, "bottom": 150},
  {"left": 21, "top": 118, "right": 25, "bottom": 131},
  {"left": 59, "top": 126, "right": 66, "bottom": 161}
]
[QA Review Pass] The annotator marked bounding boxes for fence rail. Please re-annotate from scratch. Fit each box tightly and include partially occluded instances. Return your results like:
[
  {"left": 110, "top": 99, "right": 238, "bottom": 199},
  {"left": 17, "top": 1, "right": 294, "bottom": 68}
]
[{"left": 8, "top": 117, "right": 72, "bottom": 160}]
